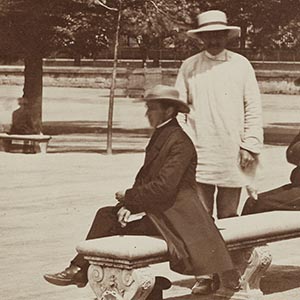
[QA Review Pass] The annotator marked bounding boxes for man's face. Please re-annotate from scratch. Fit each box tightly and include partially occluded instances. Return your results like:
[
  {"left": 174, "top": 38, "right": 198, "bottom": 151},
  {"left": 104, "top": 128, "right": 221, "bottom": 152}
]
[
  {"left": 198, "top": 30, "right": 229, "bottom": 56},
  {"left": 145, "top": 101, "right": 170, "bottom": 128}
]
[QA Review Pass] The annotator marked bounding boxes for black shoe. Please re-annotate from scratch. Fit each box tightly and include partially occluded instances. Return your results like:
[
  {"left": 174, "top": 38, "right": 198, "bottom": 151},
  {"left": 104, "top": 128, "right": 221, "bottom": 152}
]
[
  {"left": 192, "top": 278, "right": 213, "bottom": 295},
  {"left": 43, "top": 264, "right": 88, "bottom": 288},
  {"left": 192, "top": 274, "right": 220, "bottom": 295},
  {"left": 146, "top": 276, "right": 172, "bottom": 300}
]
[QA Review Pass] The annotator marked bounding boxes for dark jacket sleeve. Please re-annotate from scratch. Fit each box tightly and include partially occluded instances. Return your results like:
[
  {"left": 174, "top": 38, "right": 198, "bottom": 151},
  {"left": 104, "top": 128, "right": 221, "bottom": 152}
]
[
  {"left": 287, "top": 132, "right": 300, "bottom": 165},
  {"left": 123, "top": 137, "right": 195, "bottom": 213}
]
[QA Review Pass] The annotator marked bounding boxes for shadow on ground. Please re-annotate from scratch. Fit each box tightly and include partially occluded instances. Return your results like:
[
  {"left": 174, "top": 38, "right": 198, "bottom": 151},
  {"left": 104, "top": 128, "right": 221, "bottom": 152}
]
[
  {"left": 261, "top": 264, "right": 300, "bottom": 294},
  {"left": 166, "top": 278, "right": 206, "bottom": 300},
  {"left": 3, "top": 121, "right": 299, "bottom": 153},
  {"left": 43, "top": 121, "right": 299, "bottom": 153},
  {"left": 264, "top": 124, "right": 299, "bottom": 145},
  {"left": 166, "top": 265, "right": 300, "bottom": 299},
  {"left": 42, "top": 121, "right": 151, "bottom": 135},
  {"left": 49, "top": 148, "right": 146, "bottom": 154},
  {"left": 43, "top": 121, "right": 299, "bottom": 145}
]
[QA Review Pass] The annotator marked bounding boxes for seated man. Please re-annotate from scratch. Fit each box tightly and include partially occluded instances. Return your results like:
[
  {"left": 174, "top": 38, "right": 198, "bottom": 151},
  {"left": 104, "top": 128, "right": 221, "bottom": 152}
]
[
  {"left": 10, "top": 97, "right": 36, "bottom": 134},
  {"left": 44, "top": 85, "right": 233, "bottom": 299},
  {"left": 4, "top": 96, "right": 37, "bottom": 153},
  {"left": 242, "top": 131, "right": 300, "bottom": 215}
]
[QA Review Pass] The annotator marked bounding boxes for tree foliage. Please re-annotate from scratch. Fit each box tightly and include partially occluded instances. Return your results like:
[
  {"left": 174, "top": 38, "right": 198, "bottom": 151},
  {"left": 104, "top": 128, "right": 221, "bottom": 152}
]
[
  {"left": 1, "top": 0, "right": 299, "bottom": 60},
  {"left": 0, "top": 0, "right": 116, "bottom": 61},
  {"left": 0, "top": 0, "right": 299, "bottom": 132},
  {"left": 0, "top": 0, "right": 115, "bottom": 131},
  {"left": 183, "top": 0, "right": 300, "bottom": 50}
]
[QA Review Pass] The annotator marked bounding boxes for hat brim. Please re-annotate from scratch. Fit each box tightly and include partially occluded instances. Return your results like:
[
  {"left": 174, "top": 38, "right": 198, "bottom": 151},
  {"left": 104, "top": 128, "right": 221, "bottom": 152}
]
[
  {"left": 145, "top": 98, "right": 190, "bottom": 114},
  {"left": 187, "top": 25, "right": 240, "bottom": 40}
]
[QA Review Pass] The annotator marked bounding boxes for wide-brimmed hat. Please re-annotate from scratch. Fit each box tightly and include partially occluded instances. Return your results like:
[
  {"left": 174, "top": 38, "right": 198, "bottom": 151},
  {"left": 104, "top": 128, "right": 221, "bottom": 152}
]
[
  {"left": 187, "top": 10, "right": 240, "bottom": 40},
  {"left": 144, "top": 85, "right": 190, "bottom": 114}
]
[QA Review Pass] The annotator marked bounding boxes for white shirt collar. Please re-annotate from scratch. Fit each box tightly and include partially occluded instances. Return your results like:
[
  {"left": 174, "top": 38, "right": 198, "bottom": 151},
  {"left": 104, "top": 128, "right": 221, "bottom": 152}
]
[
  {"left": 156, "top": 118, "right": 173, "bottom": 128},
  {"left": 204, "top": 49, "right": 227, "bottom": 61}
]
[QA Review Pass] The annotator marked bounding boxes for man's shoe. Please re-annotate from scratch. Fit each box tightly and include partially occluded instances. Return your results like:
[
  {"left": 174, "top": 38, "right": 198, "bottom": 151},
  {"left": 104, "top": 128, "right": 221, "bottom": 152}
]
[
  {"left": 191, "top": 278, "right": 213, "bottom": 295},
  {"left": 43, "top": 264, "right": 88, "bottom": 288},
  {"left": 146, "top": 276, "right": 172, "bottom": 300}
]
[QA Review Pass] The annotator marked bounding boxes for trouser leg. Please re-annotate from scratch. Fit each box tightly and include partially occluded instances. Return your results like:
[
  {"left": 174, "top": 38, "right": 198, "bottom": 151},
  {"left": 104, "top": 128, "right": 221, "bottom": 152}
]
[
  {"left": 71, "top": 206, "right": 159, "bottom": 270},
  {"left": 194, "top": 184, "right": 241, "bottom": 294},
  {"left": 193, "top": 183, "right": 216, "bottom": 294},
  {"left": 216, "top": 187, "right": 241, "bottom": 219},
  {"left": 216, "top": 187, "right": 242, "bottom": 291},
  {"left": 196, "top": 182, "right": 215, "bottom": 216}
]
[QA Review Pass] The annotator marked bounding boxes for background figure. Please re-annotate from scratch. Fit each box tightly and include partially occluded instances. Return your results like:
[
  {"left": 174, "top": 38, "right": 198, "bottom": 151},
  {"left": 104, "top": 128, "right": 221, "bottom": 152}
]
[
  {"left": 175, "top": 10, "right": 263, "bottom": 294},
  {"left": 10, "top": 97, "right": 36, "bottom": 134},
  {"left": 242, "top": 131, "right": 300, "bottom": 215},
  {"left": 4, "top": 96, "right": 38, "bottom": 153}
]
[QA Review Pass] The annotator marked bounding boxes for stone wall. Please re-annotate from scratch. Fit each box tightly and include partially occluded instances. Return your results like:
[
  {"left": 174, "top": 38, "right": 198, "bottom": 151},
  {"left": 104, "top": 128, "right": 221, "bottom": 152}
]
[{"left": 0, "top": 65, "right": 299, "bottom": 95}]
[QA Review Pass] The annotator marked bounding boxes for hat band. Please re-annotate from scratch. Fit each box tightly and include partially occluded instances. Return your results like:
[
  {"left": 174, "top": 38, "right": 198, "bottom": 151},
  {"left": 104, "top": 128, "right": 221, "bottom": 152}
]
[{"left": 198, "top": 21, "right": 227, "bottom": 28}]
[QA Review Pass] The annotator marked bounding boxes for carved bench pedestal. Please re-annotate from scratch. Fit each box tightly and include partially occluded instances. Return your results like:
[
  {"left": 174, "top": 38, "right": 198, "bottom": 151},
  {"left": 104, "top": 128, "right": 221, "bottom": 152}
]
[
  {"left": 215, "top": 246, "right": 272, "bottom": 300},
  {"left": 87, "top": 264, "right": 155, "bottom": 300},
  {"left": 76, "top": 236, "right": 168, "bottom": 300}
]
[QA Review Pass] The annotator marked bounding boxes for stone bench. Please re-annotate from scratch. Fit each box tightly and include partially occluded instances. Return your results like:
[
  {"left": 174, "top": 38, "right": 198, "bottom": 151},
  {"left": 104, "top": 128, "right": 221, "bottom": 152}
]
[
  {"left": 76, "top": 211, "right": 300, "bottom": 300},
  {"left": 0, "top": 133, "right": 51, "bottom": 154}
]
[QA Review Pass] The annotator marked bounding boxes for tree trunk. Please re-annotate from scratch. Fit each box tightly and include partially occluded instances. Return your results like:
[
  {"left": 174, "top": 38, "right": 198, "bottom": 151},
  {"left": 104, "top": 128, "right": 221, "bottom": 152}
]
[
  {"left": 107, "top": 0, "right": 122, "bottom": 154},
  {"left": 240, "top": 24, "right": 247, "bottom": 49},
  {"left": 23, "top": 54, "right": 43, "bottom": 134},
  {"left": 152, "top": 37, "right": 160, "bottom": 67},
  {"left": 74, "top": 53, "right": 81, "bottom": 66}
]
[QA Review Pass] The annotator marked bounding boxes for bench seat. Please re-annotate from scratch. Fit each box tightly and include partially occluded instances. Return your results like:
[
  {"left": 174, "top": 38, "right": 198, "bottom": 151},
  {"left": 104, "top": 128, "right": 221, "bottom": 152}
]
[
  {"left": 77, "top": 211, "right": 300, "bottom": 300},
  {"left": 0, "top": 133, "right": 51, "bottom": 153}
]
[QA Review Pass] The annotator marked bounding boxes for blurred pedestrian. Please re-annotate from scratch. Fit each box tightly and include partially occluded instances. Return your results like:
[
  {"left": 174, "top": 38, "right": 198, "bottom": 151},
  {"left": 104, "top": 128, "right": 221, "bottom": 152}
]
[{"left": 10, "top": 97, "right": 36, "bottom": 134}]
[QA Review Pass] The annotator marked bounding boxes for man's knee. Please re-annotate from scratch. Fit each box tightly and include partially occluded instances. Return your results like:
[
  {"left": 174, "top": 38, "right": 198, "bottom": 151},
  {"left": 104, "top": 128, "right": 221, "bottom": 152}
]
[{"left": 94, "top": 206, "right": 116, "bottom": 221}]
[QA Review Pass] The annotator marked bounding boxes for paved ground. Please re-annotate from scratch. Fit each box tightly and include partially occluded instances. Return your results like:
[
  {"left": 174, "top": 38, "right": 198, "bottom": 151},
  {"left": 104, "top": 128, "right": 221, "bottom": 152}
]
[
  {"left": 1, "top": 146, "right": 300, "bottom": 300},
  {"left": 1, "top": 85, "right": 299, "bottom": 127},
  {"left": 1, "top": 85, "right": 300, "bottom": 300}
]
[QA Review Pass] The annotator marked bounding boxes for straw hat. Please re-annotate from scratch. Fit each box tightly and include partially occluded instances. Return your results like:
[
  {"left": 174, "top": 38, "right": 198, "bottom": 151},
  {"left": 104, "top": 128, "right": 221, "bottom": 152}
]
[
  {"left": 144, "top": 85, "right": 190, "bottom": 114},
  {"left": 187, "top": 10, "right": 240, "bottom": 40}
]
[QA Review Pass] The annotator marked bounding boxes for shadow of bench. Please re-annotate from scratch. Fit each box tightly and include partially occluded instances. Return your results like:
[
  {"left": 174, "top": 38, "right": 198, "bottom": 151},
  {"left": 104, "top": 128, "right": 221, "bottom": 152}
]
[{"left": 77, "top": 211, "right": 300, "bottom": 300}]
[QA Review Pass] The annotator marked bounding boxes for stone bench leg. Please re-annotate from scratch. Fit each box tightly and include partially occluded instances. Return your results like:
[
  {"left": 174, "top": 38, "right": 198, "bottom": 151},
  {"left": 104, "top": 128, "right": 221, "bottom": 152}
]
[
  {"left": 87, "top": 263, "right": 156, "bottom": 300},
  {"left": 215, "top": 245, "right": 272, "bottom": 300},
  {"left": 38, "top": 141, "right": 49, "bottom": 154}
]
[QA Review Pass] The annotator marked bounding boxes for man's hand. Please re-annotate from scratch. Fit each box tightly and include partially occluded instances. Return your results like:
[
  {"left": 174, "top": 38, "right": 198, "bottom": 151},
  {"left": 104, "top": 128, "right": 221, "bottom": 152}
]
[
  {"left": 117, "top": 206, "right": 131, "bottom": 228},
  {"left": 115, "top": 190, "right": 126, "bottom": 202},
  {"left": 239, "top": 149, "right": 255, "bottom": 169}
]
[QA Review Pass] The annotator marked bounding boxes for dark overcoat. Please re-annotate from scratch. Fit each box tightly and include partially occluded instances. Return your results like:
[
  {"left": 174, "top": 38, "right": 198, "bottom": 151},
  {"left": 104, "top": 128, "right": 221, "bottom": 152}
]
[
  {"left": 123, "top": 118, "right": 233, "bottom": 276},
  {"left": 10, "top": 107, "right": 36, "bottom": 134}
]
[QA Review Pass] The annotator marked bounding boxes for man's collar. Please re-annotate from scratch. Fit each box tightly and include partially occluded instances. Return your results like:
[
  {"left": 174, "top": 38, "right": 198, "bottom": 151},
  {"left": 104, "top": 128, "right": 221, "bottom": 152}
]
[
  {"left": 204, "top": 49, "right": 227, "bottom": 61},
  {"left": 156, "top": 118, "right": 173, "bottom": 129}
]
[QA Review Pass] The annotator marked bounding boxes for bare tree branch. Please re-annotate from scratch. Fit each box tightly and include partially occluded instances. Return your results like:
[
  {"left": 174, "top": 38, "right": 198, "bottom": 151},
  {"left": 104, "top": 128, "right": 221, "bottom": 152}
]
[
  {"left": 148, "top": 0, "right": 192, "bottom": 28},
  {"left": 88, "top": 0, "right": 118, "bottom": 11}
]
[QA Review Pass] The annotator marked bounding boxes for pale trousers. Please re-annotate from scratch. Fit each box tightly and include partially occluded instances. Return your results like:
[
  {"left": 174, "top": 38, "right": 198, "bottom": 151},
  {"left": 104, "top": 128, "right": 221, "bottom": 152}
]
[{"left": 196, "top": 182, "right": 241, "bottom": 219}]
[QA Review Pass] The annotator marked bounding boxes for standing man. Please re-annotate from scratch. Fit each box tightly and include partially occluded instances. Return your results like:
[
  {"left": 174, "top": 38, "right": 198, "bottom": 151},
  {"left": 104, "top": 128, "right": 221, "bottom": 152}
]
[
  {"left": 175, "top": 10, "right": 263, "bottom": 294},
  {"left": 44, "top": 85, "right": 233, "bottom": 299}
]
